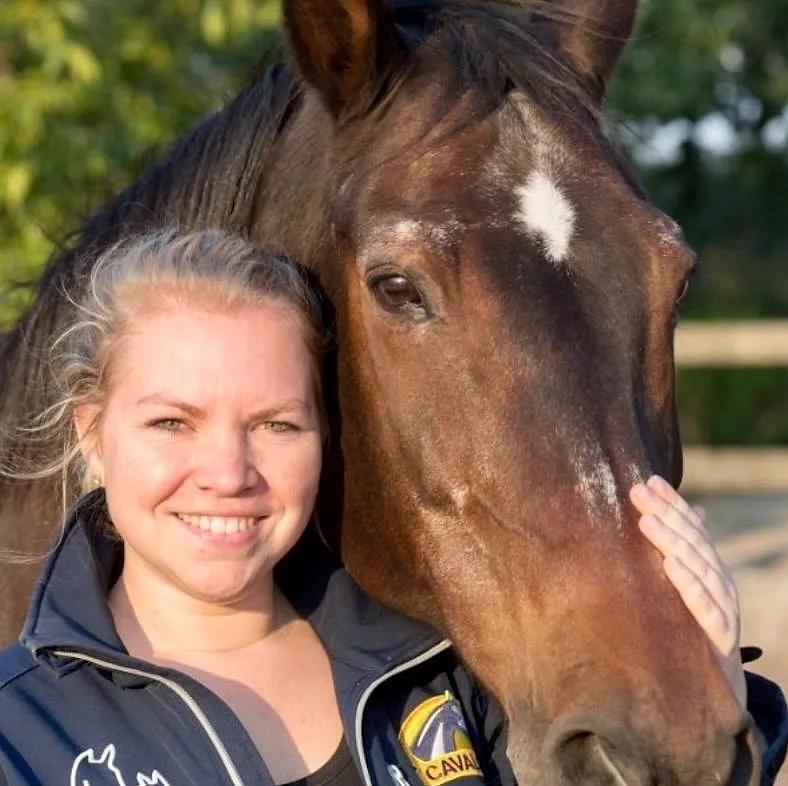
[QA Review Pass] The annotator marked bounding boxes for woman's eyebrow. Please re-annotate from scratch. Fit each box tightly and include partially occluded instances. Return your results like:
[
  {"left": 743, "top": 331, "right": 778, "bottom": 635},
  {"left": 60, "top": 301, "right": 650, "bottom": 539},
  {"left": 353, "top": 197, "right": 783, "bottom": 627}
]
[
  {"left": 136, "top": 394, "right": 311, "bottom": 419},
  {"left": 135, "top": 394, "right": 204, "bottom": 418}
]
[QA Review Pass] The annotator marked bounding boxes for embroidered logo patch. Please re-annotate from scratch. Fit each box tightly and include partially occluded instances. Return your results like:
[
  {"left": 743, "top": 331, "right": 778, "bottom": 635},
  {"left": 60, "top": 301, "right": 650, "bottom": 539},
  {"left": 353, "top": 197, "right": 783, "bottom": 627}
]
[
  {"left": 398, "top": 692, "right": 482, "bottom": 786},
  {"left": 70, "top": 744, "right": 172, "bottom": 786}
]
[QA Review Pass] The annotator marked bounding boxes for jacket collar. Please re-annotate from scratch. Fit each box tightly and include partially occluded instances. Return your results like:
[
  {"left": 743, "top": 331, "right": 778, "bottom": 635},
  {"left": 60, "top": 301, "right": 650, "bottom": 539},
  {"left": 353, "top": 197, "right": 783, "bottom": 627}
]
[
  {"left": 21, "top": 492, "right": 125, "bottom": 659},
  {"left": 20, "top": 491, "right": 443, "bottom": 674}
]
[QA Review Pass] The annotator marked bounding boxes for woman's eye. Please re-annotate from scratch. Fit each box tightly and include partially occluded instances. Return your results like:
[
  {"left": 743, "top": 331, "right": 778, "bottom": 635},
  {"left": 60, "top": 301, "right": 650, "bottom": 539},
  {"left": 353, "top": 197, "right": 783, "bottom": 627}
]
[
  {"left": 149, "top": 418, "right": 184, "bottom": 432},
  {"left": 150, "top": 418, "right": 181, "bottom": 429},
  {"left": 263, "top": 421, "right": 298, "bottom": 433}
]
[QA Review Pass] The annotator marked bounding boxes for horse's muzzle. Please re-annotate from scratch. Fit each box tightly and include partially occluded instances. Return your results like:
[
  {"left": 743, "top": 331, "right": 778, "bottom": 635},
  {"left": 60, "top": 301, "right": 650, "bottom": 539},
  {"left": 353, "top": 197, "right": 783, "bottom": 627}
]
[{"left": 507, "top": 708, "right": 762, "bottom": 786}]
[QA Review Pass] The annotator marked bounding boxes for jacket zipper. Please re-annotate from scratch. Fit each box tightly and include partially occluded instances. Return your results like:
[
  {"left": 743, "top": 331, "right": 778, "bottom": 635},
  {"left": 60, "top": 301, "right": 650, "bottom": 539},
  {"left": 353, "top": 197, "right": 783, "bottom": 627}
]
[
  {"left": 52, "top": 639, "right": 453, "bottom": 786},
  {"left": 354, "top": 639, "right": 452, "bottom": 786},
  {"left": 50, "top": 649, "right": 247, "bottom": 786}
]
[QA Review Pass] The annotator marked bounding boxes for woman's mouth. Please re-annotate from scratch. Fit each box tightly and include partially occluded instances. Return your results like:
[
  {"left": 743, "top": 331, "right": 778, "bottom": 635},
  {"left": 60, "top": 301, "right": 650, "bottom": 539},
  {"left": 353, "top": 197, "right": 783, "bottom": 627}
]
[{"left": 176, "top": 514, "right": 260, "bottom": 535}]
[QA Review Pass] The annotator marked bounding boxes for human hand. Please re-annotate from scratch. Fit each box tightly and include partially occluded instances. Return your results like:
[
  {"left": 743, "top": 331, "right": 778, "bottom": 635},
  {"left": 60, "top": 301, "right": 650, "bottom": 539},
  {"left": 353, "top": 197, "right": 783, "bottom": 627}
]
[{"left": 630, "top": 475, "right": 747, "bottom": 709}]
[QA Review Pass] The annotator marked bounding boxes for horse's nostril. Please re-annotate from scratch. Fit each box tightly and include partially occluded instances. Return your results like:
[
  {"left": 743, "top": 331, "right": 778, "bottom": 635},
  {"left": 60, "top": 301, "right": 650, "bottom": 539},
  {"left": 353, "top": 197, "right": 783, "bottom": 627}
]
[
  {"left": 556, "top": 733, "right": 642, "bottom": 786},
  {"left": 729, "top": 726, "right": 758, "bottom": 785},
  {"left": 546, "top": 716, "right": 651, "bottom": 786}
]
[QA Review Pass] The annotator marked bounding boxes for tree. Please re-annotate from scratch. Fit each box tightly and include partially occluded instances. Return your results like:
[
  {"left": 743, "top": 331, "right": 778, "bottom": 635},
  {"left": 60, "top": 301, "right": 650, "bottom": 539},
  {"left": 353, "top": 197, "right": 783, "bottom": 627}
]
[
  {"left": 0, "top": 0, "right": 279, "bottom": 326},
  {"left": 610, "top": 0, "right": 788, "bottom": 317},
  {"left": 608, "top": 0, "right": 788, "bottom": 445}
]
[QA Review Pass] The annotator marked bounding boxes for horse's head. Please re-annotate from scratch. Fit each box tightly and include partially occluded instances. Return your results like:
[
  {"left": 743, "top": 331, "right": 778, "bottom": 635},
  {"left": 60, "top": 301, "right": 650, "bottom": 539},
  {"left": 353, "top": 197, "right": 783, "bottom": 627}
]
[{"left": 273, "top": 1, "right": 758, "bottom": 783}]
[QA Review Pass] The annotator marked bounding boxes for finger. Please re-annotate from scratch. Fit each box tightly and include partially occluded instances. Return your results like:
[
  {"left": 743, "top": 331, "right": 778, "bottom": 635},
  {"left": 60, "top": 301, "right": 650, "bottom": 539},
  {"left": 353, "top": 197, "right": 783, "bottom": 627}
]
[
  {"left": 663, "top": 555, "right": 739, "bottom": 657},
  {"left": 634, "top": 491, "right": 716, "bottom": 567},
  {"left": 629, "top": 480, "right": 704, "bottom": 536},
  {"left": 633, "top": 482, "right": 738, "bottom": 604},
  {"left": 664, "top": 555, "right": 739, "bottom": 654},
  {"left": 647, "top": 510, "right": 737, "bottom": 600},
  {"left": 639, "top": 514, "right": 733, "bottom": 599},
  {"left": 646, "top": 475, "right": 697, "bottom": 519},
  {"left": 676, "top": 542, "right": 737, "bottom": 609}
]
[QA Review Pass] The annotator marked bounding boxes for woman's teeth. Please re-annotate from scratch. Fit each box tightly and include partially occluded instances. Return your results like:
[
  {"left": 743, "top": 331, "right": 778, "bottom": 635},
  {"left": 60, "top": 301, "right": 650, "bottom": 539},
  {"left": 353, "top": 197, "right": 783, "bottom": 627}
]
[{"left": 178, "top": 514, "right": 258, "bottom": 534}]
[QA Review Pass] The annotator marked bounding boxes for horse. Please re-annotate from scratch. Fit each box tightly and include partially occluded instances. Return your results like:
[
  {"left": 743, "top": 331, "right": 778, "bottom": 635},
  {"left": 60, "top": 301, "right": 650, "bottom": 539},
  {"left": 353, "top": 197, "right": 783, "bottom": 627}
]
[{"left": 0, "top": 1, "right": 759, "bottom": 783}]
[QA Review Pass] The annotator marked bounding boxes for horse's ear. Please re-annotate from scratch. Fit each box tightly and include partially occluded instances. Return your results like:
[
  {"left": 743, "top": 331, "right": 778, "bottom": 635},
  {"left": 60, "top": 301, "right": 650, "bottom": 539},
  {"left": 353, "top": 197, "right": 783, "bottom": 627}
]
[
  {"left": 283, "top": 0, "right": 405, "bottom": 117},
  {"left": 534, "top": 0, "right": 638, "bottom": 100}
]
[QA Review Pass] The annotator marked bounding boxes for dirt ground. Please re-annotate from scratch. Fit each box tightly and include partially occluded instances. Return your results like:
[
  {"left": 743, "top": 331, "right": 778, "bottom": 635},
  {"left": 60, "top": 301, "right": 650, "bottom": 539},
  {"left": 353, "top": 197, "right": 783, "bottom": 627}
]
[{"left": 699, "top": 495, "right": 788, "bottom": 785}]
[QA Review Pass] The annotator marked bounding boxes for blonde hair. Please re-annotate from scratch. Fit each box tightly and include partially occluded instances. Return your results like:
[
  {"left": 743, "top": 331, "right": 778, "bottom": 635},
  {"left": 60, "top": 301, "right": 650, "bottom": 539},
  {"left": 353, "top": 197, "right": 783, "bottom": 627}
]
[{"left": 3, "top": 227, "right": 330, "bottom": 492}]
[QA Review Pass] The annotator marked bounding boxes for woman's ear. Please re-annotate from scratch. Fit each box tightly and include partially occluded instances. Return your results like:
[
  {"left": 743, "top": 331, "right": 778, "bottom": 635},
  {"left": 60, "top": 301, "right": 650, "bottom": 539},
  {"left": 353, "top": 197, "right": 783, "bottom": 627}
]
[{"left": 73, "top": 404, "right": 104, "bottom": 484}]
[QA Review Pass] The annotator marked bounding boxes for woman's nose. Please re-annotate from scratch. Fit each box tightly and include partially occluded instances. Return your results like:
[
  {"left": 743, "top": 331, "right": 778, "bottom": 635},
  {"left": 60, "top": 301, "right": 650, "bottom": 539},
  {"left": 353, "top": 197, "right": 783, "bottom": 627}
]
[{"left": 193, "top": 431, "right": 259, "bottom": 494}]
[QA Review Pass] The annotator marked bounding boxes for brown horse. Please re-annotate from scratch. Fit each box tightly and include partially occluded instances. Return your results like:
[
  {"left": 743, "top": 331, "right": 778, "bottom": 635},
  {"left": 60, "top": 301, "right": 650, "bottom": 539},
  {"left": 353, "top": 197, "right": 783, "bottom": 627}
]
[{"left": 0, "top": 1, "right": 759, "bottom": 783}]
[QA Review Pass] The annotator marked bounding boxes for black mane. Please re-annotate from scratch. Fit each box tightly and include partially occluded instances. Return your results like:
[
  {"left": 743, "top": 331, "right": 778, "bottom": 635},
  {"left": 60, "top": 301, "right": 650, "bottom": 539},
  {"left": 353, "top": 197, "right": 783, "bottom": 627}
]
[{"left": 392, "top": 0, "right": 591, "bottom": 111}]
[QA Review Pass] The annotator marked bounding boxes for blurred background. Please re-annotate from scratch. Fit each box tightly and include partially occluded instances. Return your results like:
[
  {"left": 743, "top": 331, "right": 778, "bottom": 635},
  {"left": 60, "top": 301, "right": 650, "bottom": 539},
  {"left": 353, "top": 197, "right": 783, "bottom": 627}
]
[{"left": 1, "top": 0, "right": 787, "bottom": 769}]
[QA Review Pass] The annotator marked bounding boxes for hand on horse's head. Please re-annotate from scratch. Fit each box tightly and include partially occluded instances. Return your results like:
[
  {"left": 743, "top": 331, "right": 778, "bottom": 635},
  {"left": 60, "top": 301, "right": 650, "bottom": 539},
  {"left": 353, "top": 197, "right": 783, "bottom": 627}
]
[{"left": 631, "top": 475, "right": 746, "bottom": 710}]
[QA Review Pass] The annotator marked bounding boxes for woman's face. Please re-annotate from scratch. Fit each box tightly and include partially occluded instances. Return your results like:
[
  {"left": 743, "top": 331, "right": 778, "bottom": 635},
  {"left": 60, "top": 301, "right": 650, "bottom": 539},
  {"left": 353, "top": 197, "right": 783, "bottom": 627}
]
[{"left": 76, "top": 300, "right": 323, "bottom": 608}]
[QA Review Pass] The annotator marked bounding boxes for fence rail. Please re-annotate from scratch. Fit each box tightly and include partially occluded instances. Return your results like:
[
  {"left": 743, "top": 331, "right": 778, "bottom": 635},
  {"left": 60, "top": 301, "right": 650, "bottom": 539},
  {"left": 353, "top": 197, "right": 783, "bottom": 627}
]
[
  {"left": 676, "top": 320, "right": 788, "bottom": 493},
  {"left": 675, "top": 320, "right": 788, "bottom": 367}
]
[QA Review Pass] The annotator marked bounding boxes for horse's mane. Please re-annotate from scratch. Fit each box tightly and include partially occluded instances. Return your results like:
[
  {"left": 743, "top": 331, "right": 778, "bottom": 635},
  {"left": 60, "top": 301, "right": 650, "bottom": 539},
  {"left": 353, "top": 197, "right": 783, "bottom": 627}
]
[{"left": 393, "top": 0, "right": 595, "bottom": 111}]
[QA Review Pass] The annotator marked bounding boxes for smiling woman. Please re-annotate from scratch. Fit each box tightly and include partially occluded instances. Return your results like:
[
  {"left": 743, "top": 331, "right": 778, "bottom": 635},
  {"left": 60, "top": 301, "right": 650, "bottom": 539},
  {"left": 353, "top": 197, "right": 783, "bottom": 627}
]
[
  {"left": 0, "top": 228, "right": 347, "bottom": 783},
  {"left": 78, "top": 302, "right": 324, "bottom": 611},
  {"left": 40, "top": 230, "right": 329, "bottom": 615}
]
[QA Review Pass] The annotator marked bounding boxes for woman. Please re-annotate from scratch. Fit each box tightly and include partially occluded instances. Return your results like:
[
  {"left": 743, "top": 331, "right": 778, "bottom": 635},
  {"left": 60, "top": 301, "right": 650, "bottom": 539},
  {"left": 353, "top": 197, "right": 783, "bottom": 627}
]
[{"left": 0, "top": 228, "right": 783, "bottom": 786}]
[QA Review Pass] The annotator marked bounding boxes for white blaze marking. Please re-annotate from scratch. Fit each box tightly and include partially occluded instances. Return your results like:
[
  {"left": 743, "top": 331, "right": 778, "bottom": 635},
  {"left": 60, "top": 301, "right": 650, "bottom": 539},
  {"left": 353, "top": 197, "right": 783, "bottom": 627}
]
[{"left": 515, "top": 171, "right": 576, "bottom": 265}]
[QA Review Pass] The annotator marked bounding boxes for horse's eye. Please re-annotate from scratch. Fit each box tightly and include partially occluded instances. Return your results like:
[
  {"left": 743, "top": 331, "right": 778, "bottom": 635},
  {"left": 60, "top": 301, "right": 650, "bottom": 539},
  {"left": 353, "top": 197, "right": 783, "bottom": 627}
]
[{"left": 370, "top": 274, "right": 425, "bottom": 315}]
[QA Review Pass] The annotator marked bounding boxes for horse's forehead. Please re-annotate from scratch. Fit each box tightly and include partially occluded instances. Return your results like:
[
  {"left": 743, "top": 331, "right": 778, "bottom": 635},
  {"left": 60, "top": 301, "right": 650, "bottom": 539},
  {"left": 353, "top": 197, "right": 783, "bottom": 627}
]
[
  {"left": 356, "top": 91, "right": 583, "bottom": 251},
  {"left": 505, "top": 92, "right": 574, "bottom": 170},
  {"left": 485, "top": 93, "right": 690, "bottom": 267},
  {"left": 476, "top": 94, "right": 587, "bottom": 265},
  {"left": 353, "top": 89, "right": 687, "bottom": 274}
]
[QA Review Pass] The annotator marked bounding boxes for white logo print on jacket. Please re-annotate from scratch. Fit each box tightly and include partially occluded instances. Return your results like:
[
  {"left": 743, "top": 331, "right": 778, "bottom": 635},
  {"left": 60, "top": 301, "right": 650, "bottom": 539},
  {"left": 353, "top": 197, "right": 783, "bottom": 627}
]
[{"left": 70, "top": 744, "right": 172, "bottom": 786}]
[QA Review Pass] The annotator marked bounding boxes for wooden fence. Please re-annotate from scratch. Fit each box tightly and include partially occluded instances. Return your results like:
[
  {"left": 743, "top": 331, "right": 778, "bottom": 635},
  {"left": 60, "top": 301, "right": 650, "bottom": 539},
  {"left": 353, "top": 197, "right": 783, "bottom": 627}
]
[{"left": 676, "top": 321, "right": 788, "bottom": 493}]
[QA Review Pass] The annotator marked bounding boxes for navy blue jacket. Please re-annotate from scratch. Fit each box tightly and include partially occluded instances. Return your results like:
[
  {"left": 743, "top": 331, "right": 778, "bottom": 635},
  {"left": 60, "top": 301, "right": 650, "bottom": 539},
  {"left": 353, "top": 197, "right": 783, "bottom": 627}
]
[{"left": 0, "top": 493, "right": 785, "bottom": 786}]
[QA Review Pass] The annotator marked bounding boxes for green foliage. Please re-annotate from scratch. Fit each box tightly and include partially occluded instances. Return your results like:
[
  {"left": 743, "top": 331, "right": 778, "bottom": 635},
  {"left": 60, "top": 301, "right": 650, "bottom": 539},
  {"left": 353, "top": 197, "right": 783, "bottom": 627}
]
[
  {"left": 609, "top": 0, "right": 788, "bottom": 318},
  {"left": 1, "top": 0, "right": 787, "bottom": 444},
  {"left": 607, "top": 0, "right": 788, "bottom": 444},
  {"left": 678, "top": 368, "right": 788, "bottom": 444},
  {"left": 0, "top": 0, "right": 279, "bottom": 328}
]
